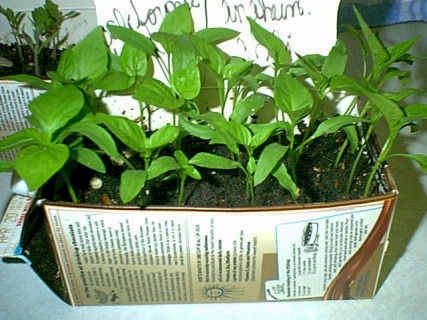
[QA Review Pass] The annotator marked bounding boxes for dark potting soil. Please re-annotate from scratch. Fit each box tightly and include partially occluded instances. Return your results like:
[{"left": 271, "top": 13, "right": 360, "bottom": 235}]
[
  {"left": 0, "top": 43, "right": 61, "bottom": 77},
  {"left": 50, "top": 129, "right": 386, "bottom": 208}
]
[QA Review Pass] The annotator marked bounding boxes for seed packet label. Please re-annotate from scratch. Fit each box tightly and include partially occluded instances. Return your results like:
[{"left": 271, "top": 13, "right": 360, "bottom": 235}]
[
  {"left": 0, "top": 194, "right": 33, "bottom": 257},
  {"left": 94, "top": 0, "right": 341, "bottom": 58},
  {"left": 265, "top": 204, "right": 383, "bottom": 300},
  {"left": 0, "top": 81, "right": 44, "bottom": 161},
  {"left": 44, "top": 200, "right": 387, "bottom": 305}
]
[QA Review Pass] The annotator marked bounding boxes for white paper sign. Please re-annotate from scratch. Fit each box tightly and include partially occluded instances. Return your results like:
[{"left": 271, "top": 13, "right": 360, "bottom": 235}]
[{"left": 94, "top": 0, "right": 342, "bottom": 60}]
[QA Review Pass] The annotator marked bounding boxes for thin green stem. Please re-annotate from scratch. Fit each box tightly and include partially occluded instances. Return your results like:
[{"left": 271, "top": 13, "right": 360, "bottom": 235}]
[{"left": 60, "top": 170, "right": 79, "bottom": 203}]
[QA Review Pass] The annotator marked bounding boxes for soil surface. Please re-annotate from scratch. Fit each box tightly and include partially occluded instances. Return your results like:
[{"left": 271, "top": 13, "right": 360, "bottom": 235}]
[
  {"left": 57, "top": 130, "right": 385, "bottom": 208},
  {"left": 0, "top": 43, "right": 61, "bottom": 77}
]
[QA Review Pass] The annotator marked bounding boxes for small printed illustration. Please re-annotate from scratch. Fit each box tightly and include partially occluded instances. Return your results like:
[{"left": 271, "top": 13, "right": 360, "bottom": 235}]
[
  {"left": 302, "top": 222, "right": 319, "bottom": 252},
  {"left": 199, "top": 284, "right": 244, "bottom": 301},
  {"left": 266, "top": 282, "right": 286, "bottom": 301},
  {"left": 93, "top": 289, "right": 120, "bottom": 305}
]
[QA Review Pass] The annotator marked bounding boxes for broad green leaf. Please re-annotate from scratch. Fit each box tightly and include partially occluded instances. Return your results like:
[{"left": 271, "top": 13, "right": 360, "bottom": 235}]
[
  {"left": 120, "top": 170, "right": 147, "bottom": 203},
  {"left": 28, "top": 85, "right": 85, "bottom": 134},
  {"left": 0, "top": 128, "right": 43, "bottom": 153},
  {"left": 387, "top": 36, "right": 418, "bottom": 65},
  {"left": 403, "top": 103, "right": 427, "bottom": 124},
  {"left": 148, "top": 126, "right": 180, "bottom": 149},
  {"left": 179, "top": 116, "right": 215, "bottom": 140},
  {"left": 184, "top": 165, "right": 201, "bottom": 180},
  {"left": 195, "top": 28, "right": 239, "bottom": 45},
  {"left": 310, "top": 115, "right": 368, "bottom": 140},
  {"left": 159, "top": 3, "right": 193, "bottom": 35},
  {"left": 250, "top": 123, "right": 279, "bottom": 148},
  {"left": 147, "top": 156, "right": 180, "bottom": 180},
  {"left": 171, "top": 35, "right": 201, "bottom": 100},
  {"left": 322, "top": 39, "right": 348, "bottom": 78},
  {"left": 94, "top": 113, "right": 146, "bottom": 153},
  {"left": 71, "top": 147, "right": 105, "bottom": 173},
  {"left": 230, "top": 93, "right": 269, "bottom": 124},
  {"left": 134, "top": 78, "right": 184, "bottom": 110},
  {"left": 222, "top": 58, "right": 253, "bottom": 79},
  {"left": 66, "top": 121, "right": 121, "bottom": 160},
  {"left": 190, "top": 34, "right": 225, "bottom": 75},
  {"left": 174, "top": 150, "right": 189, "bottom": 166},
  {"left": 366, "top": 92, "right": 404, "bottom": 133},
  {"left": 107, "top": 24, "right": 157, "bottom": 56},
  {"left": 273, "top": 163, "right": 299, "bottom": 199},
  {"left": 189, "top": 152, "right": 242, "bottom": 170},
  {"left": 254, "top": 143, "right": 288, "bottom": 186},
  {"left": 16, "top": 144, "right": 69, "bottom": 190},
  {"left": 247, "top": 17, "right": 291, "bottom": 68},
  {"left": 120, "top": 44, "right": 148, "bottom": 77},
  {"left": 274, "top": 71, "right": 313, "bottom": 124},
  {"left": 151, "top": 31, "right": 177, "bottom": 53},
  {"left": 95, "top": 71, "right": 135, "bottom": 91},
  {"left": 70, "top": 26, "right": 109, "bottom": 82},
  {"left": 226, "top": 122, "right": 252, "bottom": 146}
]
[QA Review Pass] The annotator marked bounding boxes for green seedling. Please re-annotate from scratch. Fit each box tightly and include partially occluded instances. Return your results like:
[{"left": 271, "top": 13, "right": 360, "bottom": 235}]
[
  {"left": 0, "top": 5, "right": 26, "bottom": 69},
  {"left": 331, "top": 6, "right": 427, "bottom": 196}
]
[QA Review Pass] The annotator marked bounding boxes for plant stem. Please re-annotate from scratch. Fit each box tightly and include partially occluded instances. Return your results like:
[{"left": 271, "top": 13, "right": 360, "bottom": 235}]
[{"left": 60, "top": 170, "right": 79, "bottom": 203}]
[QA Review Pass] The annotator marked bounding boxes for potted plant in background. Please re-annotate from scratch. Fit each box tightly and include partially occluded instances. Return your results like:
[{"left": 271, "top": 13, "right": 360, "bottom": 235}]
[
  {"left": 0, "top": 3, "right": 426, "bottom": 305},
  {"left": 0, "top": 0, "right": 80, "bottom": 77}
]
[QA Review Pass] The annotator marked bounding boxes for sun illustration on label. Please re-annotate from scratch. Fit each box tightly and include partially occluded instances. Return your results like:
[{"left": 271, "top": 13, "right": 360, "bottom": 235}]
[{"left": 200, "top": 284, "right": 243, "bottom": 301}]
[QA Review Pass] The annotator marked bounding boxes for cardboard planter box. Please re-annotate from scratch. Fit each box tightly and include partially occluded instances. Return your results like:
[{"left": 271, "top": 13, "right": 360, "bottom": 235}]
[{"left": 7, "top": 164, "right": 393, "bottom": 306}]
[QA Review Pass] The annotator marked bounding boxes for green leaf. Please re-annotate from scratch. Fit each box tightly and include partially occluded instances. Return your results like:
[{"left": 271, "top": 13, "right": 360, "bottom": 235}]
[
  {"left": 107, "top": 24, "right": 157, "bottom": 56},
  {"left": 195, "top": 28, "right": 239, "bottom": 45},
  {"left": 222, "top": 58, "right": 253, "bottom": 79},
  {"left": 189, "top": 152, "right": 242, "bottom": 170},
  {"left": 159, "top": 2, "right": 193, "bottom": 35},
  {"left": 0, "top": 74, "right": 50, "bottom": 90},
  {"left": 254, "top": 143, "right": 288, "bottom": 186},
  {"left": 190, "top": 34, "right": 225, "bottom": 75},
  {"left": 119, "top": 44, "right": 148, "bottom": 77},
  {"left": 273, "top": 163, "right": 299, "bottom": 199},
  {"left": 66, "top": 121, "right": 121, "bottom": 160},
  {"left": 120, "top": 170, "right": 147, "bottom": 203},
  {"left": 94, "top": 113, "right": 146, "bottom": 153},
  {"left": 16, "top": 144, "right": 69, "bottom": 190},
  {"left": 322, "top": 39, "right": 348, "bottom": 78},
  {"left": 146, "top": 156, "right": 180, "bottom": 180},
  {"left": 28, "top": 85, "right": 85, "bottom": 134},
  {"left": 134, "top": 78, "right": 184, "bottom": 110},
  {"left": 230, "top": 93, "right": 269, "bottom": 124},
  {"left": 171, "top": 35, "right": 201, "bottom": 100},
  {"left": 353, "top": 6, "right": 389, "bottom": 80},
  {"left": 250, "top": 123, "right": 279, "bottom": 148},
  {"left": 71, "top": 147, "right": 105, "bottom": 173},
  {"left": 151, "top": 31, "right": 178, "bottom": 53},
  {"left": 247, "top": 17, "right": 291, "bottom": 68},
  {"left": 367, "top": 92, "right": 405, "bottom": 133},
  {"left": 274, "top": 71, "right": 313, "bottom": 124},
  {"left": 69, "top": 26, "right": 109, "bottom": 82},
  {"left": 179, "top": 116, "right": 215, "bottom": 140},
  {"left": 0, "top": 128, "right": 43, "bottom": 153},
  {"left": 148, "top": 126, "right": 180, "bottom": 149},
  {"left": 95, "top": 71, "right": 135, "bottom": 91},
  {"left": 174, "top": 150, "right": 189, "bottom": 166},
  {"left": 310, "top": 116, "right": 368, "bottom": 140}
]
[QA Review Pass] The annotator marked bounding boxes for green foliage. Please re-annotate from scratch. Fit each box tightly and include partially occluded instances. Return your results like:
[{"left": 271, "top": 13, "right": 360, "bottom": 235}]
[{"left": 1, "top": 3, "right": 426, "bottom": 207}]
